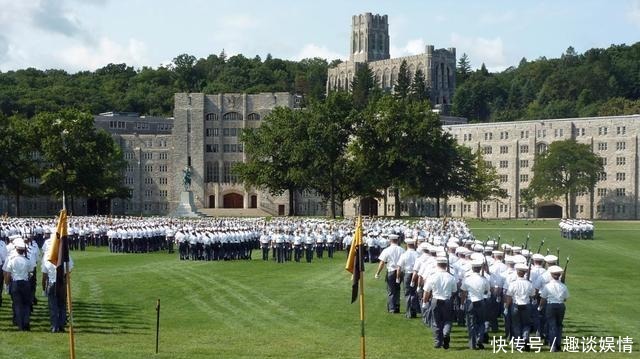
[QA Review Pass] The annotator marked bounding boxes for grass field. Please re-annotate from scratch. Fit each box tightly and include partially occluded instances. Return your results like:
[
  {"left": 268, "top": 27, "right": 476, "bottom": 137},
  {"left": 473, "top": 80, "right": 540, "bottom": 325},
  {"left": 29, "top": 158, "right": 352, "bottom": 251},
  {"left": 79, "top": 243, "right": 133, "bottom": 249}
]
[{"left": 1, "top": 219, "right": 638, "bottom": 358}]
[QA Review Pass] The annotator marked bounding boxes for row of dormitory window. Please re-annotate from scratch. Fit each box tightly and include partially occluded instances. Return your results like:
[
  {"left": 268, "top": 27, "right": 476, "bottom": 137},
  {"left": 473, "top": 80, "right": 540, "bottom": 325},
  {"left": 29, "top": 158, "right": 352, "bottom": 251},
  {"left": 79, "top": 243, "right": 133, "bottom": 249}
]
[
  {"left": 490, "top": 172, "right": 628, "bottom": 183},
  {"left": 479, "top": 141, "right": 627, "bottom": 155},
  {"left": 484, "top": 156, "right": 629, "bottom": 169},
  {"left": 205, "top": 128, "right": 251, "bottom": 137},
  {"left": 456, "top": 126, "right": 628, "bottom": 142},
  {"left": 108, "top": 121, "right": 173, "bottom": 131},
  {"left": 124, "top": 164, "right": 169, "bottom": 172},
  {"left": 205, "top": 143, "right": 244, "bottom": 153},
  {"left": 205, "top": 112, "right": 261, "bottom": 122},
  {"left": 120, "top": 139, "right": 170, "bottom": 148},
  {"left": 123, "top": 177, "right": 169, "bottom": 185},
  {"left": 123, "top": 152, "right": 170, "bottom": 160},
  {"left": 126, "top": 189, "right": 169, "bottom": 198}
]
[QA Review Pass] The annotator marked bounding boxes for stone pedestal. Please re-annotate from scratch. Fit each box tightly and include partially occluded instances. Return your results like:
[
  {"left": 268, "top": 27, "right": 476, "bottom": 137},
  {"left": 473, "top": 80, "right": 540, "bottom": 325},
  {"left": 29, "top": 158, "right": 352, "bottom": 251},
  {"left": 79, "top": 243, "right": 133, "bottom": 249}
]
[{"left": 171, "top": 191, "right": 201, "bottom": 217}]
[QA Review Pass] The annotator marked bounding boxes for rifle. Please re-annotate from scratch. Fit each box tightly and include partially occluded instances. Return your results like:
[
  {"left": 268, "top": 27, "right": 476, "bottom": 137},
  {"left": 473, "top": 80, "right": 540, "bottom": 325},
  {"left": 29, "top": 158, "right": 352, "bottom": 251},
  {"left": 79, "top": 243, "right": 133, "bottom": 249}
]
[
  {"left": 546, "top": 248, "right": 550, "bottom": 256},
  {"left": 524, "top": 233, "right": 530, "bottom": 251},
  {"left": 496, "top": 234, "right": 501, "bottom": 250},
  {"left": 556, "top": 248, "right": 560, "bottom": 259},
  {"left": 443, "top": 245, "right": 450, "bottom": 274},
  {"left": 561, "top": 257, "right": 569, "bottom": 283},
  {"left": 536, "top": 239, "right": 545, "bottom": 256}
]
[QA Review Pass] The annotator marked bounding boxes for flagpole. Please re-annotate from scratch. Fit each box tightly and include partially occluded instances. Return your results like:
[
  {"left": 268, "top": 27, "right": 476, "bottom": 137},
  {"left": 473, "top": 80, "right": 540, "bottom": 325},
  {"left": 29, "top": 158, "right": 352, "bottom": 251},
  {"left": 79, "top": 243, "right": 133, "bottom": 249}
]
[
  {"left": 65, "top": 261, "right": 76, "bottom": 359},
  {"left": 357, "top": 215, "right": 366, "bottom": 359}
]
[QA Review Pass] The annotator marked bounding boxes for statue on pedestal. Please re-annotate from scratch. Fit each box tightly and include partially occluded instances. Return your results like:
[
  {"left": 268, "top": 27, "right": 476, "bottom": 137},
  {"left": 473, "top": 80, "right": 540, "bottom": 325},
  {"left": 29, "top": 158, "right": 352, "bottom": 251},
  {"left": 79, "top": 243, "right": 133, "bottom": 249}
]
[{"left": 182, "top": 165, "right": 192, "bottom": 192}]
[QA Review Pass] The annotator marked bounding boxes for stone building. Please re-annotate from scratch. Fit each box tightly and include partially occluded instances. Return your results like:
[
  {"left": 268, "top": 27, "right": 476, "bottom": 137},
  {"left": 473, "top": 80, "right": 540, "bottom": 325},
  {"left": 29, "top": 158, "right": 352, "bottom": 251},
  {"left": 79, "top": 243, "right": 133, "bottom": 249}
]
[{"left": 326, "top": 13, "right": 457, "bottom": 110}]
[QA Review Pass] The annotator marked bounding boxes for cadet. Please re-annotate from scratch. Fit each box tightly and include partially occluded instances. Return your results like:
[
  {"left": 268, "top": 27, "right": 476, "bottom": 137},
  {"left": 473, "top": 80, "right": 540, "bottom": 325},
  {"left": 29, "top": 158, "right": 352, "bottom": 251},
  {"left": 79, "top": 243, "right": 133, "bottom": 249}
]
[
  {"left": 539, "top": 265, "right": 569, "bottom": 352},
  {"left": 423, "top": 256, "right": 457, "bottom": 349},
  {"left": 460, "top": 259, "right": 490, "bottom": 350},
  {"left": 506, "top": 263, "right": 535, "bottom": 351},
  {"left": 42, "top": 254, "right": 74, "bottom": 332},
  {"left": 375, "top": 234, "right": 405, "bottom": 313},
  {"left": 396, "top": 237, "right": 420, "bottom": 318},
  {"left": 3, "top": 237, "right": 36, "bottom": 331}
]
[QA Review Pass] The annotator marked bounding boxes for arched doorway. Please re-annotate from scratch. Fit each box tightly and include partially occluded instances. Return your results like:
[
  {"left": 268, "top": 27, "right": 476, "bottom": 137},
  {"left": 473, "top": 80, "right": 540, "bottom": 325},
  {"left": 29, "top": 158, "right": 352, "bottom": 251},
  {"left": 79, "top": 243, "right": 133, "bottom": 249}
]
[
  {"left": 537, "top": 204, "right": 562, "bottom": 218},
  {"left": 360, "top": 197, "right": 378, "bottom": 216},
  {"left": 208, "top": 195, "right": 215, "bottom": 208},
  {"left": 223, "top": 193, "right": 244, "bottom": 208}
]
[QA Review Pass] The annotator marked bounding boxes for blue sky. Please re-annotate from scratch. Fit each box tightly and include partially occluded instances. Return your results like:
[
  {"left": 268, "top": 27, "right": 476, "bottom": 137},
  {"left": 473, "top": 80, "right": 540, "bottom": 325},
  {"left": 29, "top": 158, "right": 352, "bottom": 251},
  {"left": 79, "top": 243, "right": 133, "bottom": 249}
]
[{"left": 0, "top": 0, "right": 639, "bottom": 73}]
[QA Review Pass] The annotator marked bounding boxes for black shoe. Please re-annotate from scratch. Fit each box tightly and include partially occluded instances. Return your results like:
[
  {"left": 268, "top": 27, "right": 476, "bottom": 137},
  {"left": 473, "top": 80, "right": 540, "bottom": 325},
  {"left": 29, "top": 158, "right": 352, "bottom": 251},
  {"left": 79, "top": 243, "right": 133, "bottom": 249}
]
[
  {"left": 443, "top": 336, "right": 450, "bottom": 349},
  {"left": 477, "top": 343, "right": 485, "bottom": 350}
]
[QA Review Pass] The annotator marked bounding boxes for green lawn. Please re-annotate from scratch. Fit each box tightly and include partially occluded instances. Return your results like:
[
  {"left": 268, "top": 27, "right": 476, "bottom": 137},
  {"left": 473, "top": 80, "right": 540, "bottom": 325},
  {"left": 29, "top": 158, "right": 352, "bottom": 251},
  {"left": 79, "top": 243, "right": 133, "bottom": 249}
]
[{"left": 1, "top": 219, "right": 638, "bottom": 358}]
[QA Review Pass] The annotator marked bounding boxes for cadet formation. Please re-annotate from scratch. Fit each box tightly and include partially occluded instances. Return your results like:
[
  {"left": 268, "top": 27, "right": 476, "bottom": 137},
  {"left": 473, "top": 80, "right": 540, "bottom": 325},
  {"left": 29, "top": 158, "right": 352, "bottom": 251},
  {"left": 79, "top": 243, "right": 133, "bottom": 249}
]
[{"left": 1, "top": 215, "right": 570, "bottom": 352}]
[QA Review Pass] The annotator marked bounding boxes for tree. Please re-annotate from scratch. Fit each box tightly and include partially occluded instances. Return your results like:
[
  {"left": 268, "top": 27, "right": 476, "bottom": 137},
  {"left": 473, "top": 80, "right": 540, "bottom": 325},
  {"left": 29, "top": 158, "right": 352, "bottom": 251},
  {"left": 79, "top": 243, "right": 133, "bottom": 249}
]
[
  {"left": 465, "top": 150, "right": 507, "bottom": 218},
  {"left": 394, "top": 60, "right": 411, "bottom": 99},
  {"left": 305, "top": 92, "right": 354, "bottom": 217},
  {"left": 351, "top": 63, "right": 379, "bottom": 110},
  {"left": 409, "top": 69, "right": 429, "bottom": 102},
  {"left": 456, "top": 53, "right": 472, "bottom": 85},
  {"left": 35, "top": 109, "right": 129, "bottom": 212},
  {"left": 530, "top": 139, "right": 603, "bottom": 218},
  {"left": 234, "top": 107, "right": 309, "bottom": 216},
  {"left": 0, "top": 114, "right": 40, "bottom": 216}
]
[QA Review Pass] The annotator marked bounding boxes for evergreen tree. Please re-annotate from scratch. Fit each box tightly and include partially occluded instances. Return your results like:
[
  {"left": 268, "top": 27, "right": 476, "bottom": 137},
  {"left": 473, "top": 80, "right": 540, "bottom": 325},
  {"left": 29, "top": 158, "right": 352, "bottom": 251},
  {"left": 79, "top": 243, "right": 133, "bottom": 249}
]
[
  {"left": 394, "top": 60, "right": 411, "bottom": 99},
  {"left": 351, "top": 63, "right": 378, "bottom": 110},
  {"left": 457, "top": 53, "right": 472, "bottom": 84},
  {"left": 409, "top": 69, "right": 429, "bottom": 102}
]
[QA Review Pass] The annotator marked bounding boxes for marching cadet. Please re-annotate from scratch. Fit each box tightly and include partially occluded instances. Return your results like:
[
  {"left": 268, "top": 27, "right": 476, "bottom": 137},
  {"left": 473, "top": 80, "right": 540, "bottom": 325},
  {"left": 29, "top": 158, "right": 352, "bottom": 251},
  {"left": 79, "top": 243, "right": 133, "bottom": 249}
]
[
  {"left": 505, "top": 262, "right": 535, "bottom": 351},
  {"left": 274, "top": 230, "right": 285, "bottom": 263},
  {"left": 460, "top": 258, "right": 490, "bottom": 349},
  {"left": 3, "top": 237, "right": 36, "bottom": 331},
  {"left": 374, "top": 234, "right": 404, "bottom": 313},
  {"left": 396, "top": 237, "right": 420, "bottom": 318},
  {"left": 293, "top": 231, "right": 303, "bottom": 262},
  {"left": 0, "top": 237, "right": 6, "bottom": 306},
  {"left": 538, "top": 265, "right": 569, "bottom": 352},
  {"left": 315, "top": 230, "right": 325, "bottom": 259},
  {"left": 326, "top": 230, "right": 336, "bottom": 258},
  {"left": 423, "top": 255, "right": 457, "bottom": 349}
]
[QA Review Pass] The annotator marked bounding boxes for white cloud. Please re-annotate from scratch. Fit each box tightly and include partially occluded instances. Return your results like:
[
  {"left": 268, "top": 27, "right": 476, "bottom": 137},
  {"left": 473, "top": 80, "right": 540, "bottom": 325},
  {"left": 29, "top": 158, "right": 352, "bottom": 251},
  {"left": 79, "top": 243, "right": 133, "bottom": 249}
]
[
  {"left": 293, "top": 43, "right": 344, "bottom": 61},
  {"left": 629, "top": 0, "right": 640, "bottom": 26},
  {"left": 56, "top": 37, "right": 149, "bottom": 71},
  {"left": 390, "top": 38, "right": 427, "bottom": 58},
  {"left": 450, "top": 33, "right": 507, "bottom": 72}
]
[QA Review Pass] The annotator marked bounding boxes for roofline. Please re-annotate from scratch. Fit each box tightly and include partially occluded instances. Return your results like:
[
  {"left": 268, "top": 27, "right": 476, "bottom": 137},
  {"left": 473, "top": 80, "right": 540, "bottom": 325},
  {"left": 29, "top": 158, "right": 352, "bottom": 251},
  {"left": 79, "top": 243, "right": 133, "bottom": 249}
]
[{"left": 446, "top": 114, "right": 640, "bottom": 129}]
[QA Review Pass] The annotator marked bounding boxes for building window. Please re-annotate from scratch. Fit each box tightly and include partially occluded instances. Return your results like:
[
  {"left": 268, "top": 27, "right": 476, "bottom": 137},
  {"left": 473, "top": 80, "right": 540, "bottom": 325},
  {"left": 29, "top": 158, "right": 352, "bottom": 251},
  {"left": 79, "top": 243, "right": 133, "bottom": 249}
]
[
  {"left": 499, "top": 175, "right": 508, "bottom": 183},
  {"left": 482, "top": 146, "right": 492, "bottom": 155},
  {"left": 159, "top": 177, "right": 167, "bottom": 185},
  {"left": 145, "top": 190, "right": 153, "bottom": 197},
  {"left": 600, "top": 157, "right": 607, "bottom": 166},
  {"left": 160, "top": 190, "right": 168, "bottom": 197},
  {"left": 484, "top": 132, "right": 493, "bottom": 141},
  {"left": 499, "top": 160, "right": 508, "bottom": 168},
  {"left": 223, "top": 128, "right": 239, "bottom": 137},
  {"left": 500, "top": 131, "right": 509, "bottom": 140},
  {"left": 597, "top": 188, "right": 607, "bottom": 197},
  {"left": 581, "top": 128, "right": 585, "bottom": 136},
  {"left": 144, "top": 165, "right": 153, "bottom": 172},
  {"left": 616, "top": 188, "right": 626, "bottom": 197},
  {"left": 598, "top": 127, "right": 608, "bottom": 135},
  {"left": 247, "top": 113, "right": 260, "bottom": 121},
  {"left": 223, "top": 112, "right": 242, "bottom": 121},
  {"left": 142, "top": 152, "right": 153, "bottom": 160},
  {"left": 616, "top": 172, "right": 626, "bottom": 181},
  {"left": 520, "top": 130, "right": 529, "bottom": 139},
  {"left": 520, "top": 174, "right": 529, "bottom": 182},
  {"left": 536, "top": 143, "right": 548, "bottom": 154},
  {"left": 596, "top": 204, "right": 605, "bottom": 213},
  {"left": 484, "top": 161, "right": 493, "bottom": 168},
  {"left": 597, "top": 142, "right": 608, "bottom": 151},
  {"left": 159, "top": 152, "right": 168, "bottom": 160},
  {"left": 158, "top": 165, "right": 168, "bottom": 172},
  {"left": 519, "top": 160, "right": 529, "bottom": 168},
  {"left": 144, "top": 177, "right": 153, "bottom": 185},
  {"left": 616, "top": 157, "right": 626, "bottom": 166},
  {"left": 499, "top": 145, "right": 509, "bottom": 154},
  {"left": 520, "top": 145, "right": 529, "bottom": 154},
  {"left": 124, "top": 152, "right": 134, "bottom": 160},
  {"left": 617, "top": 126, "right": 626, "bottom": 135},
  {"left": 206, "top": 128, "right": 219, "bottom": 137},
  {"left": 598, "top": 172, "right": 607, "bottom": 181},
  {"left": 616, "top": 141, "right": 626, "bottom": 151},
  {"left": 616, "top": 204, "right": 626, "bottom": 214},
  {"left": 206, "top": 113, "right": 219, "bottom": 121}
]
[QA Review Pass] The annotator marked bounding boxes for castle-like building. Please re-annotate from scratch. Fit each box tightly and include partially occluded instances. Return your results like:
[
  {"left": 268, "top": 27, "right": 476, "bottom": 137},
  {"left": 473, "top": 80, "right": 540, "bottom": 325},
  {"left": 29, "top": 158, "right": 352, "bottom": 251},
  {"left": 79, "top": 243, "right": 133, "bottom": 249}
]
[
  {"left": 2, "top": 13, "right": 639, "bottom": 220},
  {"left": 326, "top": 13, "right": 457, "bottom": 110}
]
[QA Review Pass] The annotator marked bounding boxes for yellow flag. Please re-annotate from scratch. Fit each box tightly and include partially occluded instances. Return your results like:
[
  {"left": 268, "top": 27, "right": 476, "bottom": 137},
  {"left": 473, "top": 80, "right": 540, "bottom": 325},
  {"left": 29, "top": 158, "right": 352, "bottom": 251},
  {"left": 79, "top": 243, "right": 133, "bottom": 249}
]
[
  {"left": 346, "top": 216, "right": 364, "bottom": 303},
  {"left": 48, "top": 209, "right": 68, "bottom": 267}
]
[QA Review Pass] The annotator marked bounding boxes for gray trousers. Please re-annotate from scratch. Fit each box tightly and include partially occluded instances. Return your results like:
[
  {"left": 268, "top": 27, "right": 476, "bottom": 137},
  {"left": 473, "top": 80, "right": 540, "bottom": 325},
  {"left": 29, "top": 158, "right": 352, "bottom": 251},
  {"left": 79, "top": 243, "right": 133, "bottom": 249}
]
[{"left": 385, "top": 271, "right": 400, "bottom": 312}]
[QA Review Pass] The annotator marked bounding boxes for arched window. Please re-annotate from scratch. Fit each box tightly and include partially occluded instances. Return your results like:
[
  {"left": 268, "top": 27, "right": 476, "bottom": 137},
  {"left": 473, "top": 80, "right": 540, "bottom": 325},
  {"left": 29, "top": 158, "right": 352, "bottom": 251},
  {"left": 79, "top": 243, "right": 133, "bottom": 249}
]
[
  {"left": 205, "top": 113, "right": 218, "bottom": 121},
  {"left": 537, "top": 142, "right": 548, "bottom": 154},
  {"left": 247, "top": 113, "right": 260, "bottom": 121},
  {"left": 223, "top": 112, "right": 241, "bottom": 121}
]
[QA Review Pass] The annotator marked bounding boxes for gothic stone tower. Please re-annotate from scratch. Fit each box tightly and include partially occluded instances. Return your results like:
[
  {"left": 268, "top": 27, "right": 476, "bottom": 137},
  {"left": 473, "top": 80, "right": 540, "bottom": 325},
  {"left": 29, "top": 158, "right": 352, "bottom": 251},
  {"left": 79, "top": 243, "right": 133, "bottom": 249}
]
[{"left": 350, "top": 13, "right": 390, "bottom": 63}]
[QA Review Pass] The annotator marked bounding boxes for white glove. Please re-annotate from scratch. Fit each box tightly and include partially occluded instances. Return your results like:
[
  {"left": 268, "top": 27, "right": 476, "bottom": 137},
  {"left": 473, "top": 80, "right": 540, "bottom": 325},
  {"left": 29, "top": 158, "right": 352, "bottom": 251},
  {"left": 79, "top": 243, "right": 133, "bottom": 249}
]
[
  {"left": 395, "top": 278, "right": 401, "bottom": 284},
  {"left": 374, "top": 273, "right": 380, "bottom": 279},
  {"left": 537, "top": 306, "right": 543, "bottom": 312},
  {"left": 459, "top": 305, "right": 465, "bottom": 311},
  {"left": 410, "top": 281, "right": 415, "bottom": 288},
  {"left": 421, "top": 302, "right": 428, "bottom": 310}
]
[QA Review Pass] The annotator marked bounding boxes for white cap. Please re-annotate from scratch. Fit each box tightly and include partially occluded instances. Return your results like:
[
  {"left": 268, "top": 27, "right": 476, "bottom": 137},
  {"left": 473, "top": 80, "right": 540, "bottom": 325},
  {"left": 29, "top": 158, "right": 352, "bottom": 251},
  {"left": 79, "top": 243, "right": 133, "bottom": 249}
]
[
  {"left": 471, "top": 259, "right": 484, "bottom": 267},
  {"left": 492, "top": 250, "right": 504, "bottom": 257},
  {"left": 532, "top": 253, "right": 545, "bottom": 261},
  {"left": 436, "top": 256, "right": 448, "bottom": 264},
  {"left": 13, "top": 238, "right": 26, "bottom": 249},
  {"left": 513, "top": 254, "right": 527, "bottom": 264},
  {"left": 514, "top": 263, "right": 529, "bottom": 271},
  {"left": 405, "top": 238, "right": 416, "bottom": 244},
  {"left": 470, "top": 253, "right": 484, "bottom": 262},
  {"left": 548, "top": 265, "right": 563, "bottom": 274},
  {"left": 544, "top": 255, "right": 558, "bottom": 263}
]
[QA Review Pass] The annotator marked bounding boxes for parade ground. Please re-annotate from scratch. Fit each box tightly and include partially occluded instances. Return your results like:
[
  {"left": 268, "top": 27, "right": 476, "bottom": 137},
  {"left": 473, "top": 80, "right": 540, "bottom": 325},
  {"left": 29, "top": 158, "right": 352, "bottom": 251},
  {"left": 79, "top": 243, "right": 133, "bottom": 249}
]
[{"left": 1, "top": 219, "right": 638, "bottom": 359}]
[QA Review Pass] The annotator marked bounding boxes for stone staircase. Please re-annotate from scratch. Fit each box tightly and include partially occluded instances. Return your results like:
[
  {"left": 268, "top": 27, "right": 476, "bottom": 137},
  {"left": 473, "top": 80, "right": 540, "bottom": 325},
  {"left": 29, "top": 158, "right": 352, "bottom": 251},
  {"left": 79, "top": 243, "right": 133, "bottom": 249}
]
[{"left": 197, "top": 208, "right": 273, "bottom": 217}]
